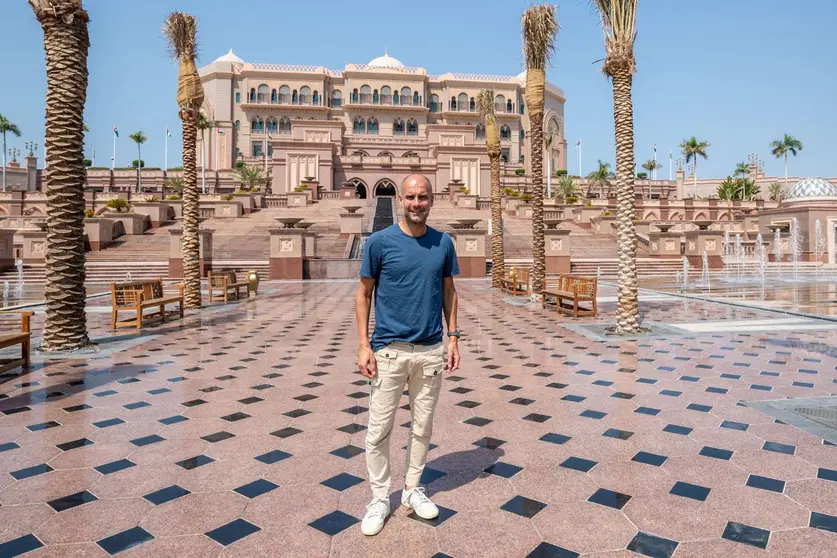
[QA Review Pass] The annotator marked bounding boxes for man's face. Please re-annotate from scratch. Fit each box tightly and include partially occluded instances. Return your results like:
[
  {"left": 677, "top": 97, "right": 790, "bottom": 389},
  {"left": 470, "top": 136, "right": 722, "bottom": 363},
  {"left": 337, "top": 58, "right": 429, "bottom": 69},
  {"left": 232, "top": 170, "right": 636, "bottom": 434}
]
[{"left": 400, "top": 179, "right": 432, "bottom": 225}]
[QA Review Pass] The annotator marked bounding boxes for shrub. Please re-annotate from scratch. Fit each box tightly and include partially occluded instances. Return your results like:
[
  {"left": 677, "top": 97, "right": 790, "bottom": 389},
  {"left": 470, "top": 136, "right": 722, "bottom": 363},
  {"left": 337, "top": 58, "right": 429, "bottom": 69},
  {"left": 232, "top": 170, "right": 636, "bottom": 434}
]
[
  {"left": 514, "top": 168, "right": 526, "bottom": 176},
  {"left": 565, "top": 195, "right": 578, "bottom": 204},
  {"left": 142, "top": 196, "right": 159, "bottom": 202},
  {"left": 234, "top": 161, "right": 245, "bottom": 169},
  {"left": 234, "top": 189, "right": 249, "bottom": 194},
  {"left": 602, "top": 210, "right": 612, "bottom": 217},
  {"left": 637, "top": 172, "right": 648, "bottom": 179},
  {"left": 221, "top": 194, "right": 235, "bottom": 201},
  {"left": 520, "top": 193, "right": 532, "bottom": 202},
  {"left": 105, "top": 198, "right": 131, "bottom": 213},
  {"left": 585, "top": 201, "right": 593, "bottom": 207},
  {"left": 84, "top": 208, "right": 95, "bottom": 218},
  {"left": 502, "top": 187, "right": 517, "bottom": 196},
  {"left": 131, "top": 159, "right": 145, "bottom": 168},
  {"left": 165, "top": 194, "right": 181, "bottom": 201},
  {"left": 83, "top": 159, "right": 92, "bottom": 168},
  {"left": 556, "top": 169, "right": 568, "bottom": 176},
  {"left": 167, "top": 166, "right": 183, "bottom": 171}
]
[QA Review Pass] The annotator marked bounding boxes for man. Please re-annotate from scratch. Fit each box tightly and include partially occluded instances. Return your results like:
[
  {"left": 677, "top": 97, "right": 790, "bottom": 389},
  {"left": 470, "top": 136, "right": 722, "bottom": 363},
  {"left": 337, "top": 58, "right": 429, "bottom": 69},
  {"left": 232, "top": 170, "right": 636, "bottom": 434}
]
[{"left": 355, "top": 174, "right": 461, "bottom": 536}]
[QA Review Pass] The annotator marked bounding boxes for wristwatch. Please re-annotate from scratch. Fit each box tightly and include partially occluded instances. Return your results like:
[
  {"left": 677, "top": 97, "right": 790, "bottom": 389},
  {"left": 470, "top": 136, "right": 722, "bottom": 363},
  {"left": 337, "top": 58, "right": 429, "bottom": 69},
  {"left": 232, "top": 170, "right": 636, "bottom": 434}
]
[{"left": 447, "top": 330, "right": 461, "bottom": 338}]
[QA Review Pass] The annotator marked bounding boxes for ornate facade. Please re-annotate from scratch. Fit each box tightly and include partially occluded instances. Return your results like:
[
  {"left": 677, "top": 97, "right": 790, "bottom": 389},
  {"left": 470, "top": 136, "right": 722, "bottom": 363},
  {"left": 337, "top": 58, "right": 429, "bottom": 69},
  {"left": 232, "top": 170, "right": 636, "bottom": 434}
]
[{"left": 198, "top": 50, "right": 567, "bottom": 197}]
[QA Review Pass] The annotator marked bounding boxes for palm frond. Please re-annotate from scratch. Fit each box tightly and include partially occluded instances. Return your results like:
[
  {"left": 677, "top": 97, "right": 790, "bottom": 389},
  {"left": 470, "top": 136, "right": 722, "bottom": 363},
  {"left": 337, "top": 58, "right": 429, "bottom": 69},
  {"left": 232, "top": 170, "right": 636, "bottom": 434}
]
[
  {"left": 522, "top": 4, "right": 559, "bottom": 70},
  {"left": 476, "top": 89, "right": 496, "bottom": 126},
  {"left": 590, "top": 0, "right": 637, "bottom": 75},
  {"left": 163, "top": 12, "right": 198, "bottom": 62}
]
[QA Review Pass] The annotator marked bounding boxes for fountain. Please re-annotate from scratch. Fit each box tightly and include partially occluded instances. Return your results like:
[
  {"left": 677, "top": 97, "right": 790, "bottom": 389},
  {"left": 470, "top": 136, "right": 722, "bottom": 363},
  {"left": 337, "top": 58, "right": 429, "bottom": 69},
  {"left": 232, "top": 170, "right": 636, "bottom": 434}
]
[
  {"left": 814, "top": 219, "right": 826, "bottom": 276},
  {"left": 700, "top": 250, "right": 710, "bottom": 289},
  {"left": 773, "top": 228, "right": 783, "bottom": 264},
  {"left": 2, "top": 281, "right": 8, "bottom": 302},
  {"left": 734, "top": 234, "right": 743, "bottom": 283},
  {"left": 722, "top": 230, "right": 731, "bottom": 283},
  {"left": 756, "top": 233, "right": 766, "bottom": 284},
  {"left": 15, "top": 259, "right": 23, "bottom": 284},
  {"left": 790, "top": 217, "right": 803, "bottom": 280},
  {"left": 681, "top": 256, "right": 689, "bottom": 286}
]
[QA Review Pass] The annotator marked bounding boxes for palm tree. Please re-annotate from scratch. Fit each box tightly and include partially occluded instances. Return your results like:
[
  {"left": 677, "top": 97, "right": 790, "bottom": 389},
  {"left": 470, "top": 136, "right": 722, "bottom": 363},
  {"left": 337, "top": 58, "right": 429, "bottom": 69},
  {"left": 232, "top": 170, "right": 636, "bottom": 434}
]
[
  {"left": 641, "top": 158, "right": 661, "bottom": 177},
  {"left": 477, "top": 89, "right": 505, "bottom": 288},
  {"left": 591, "top": 0, "right": 640, "bottom": 334},
  {"left": 587, "top": 159, "right": 614, "bottom": 198},
  {"left": 233, "top": 164, "right": 266, "bottom": 191},
  {"left": 770, "top": 134, "right": 803, "bottom": 187},
  {"left": 733, "top": 161, "right": 749, "bottom": 178},
  {"left": 129, "top": 131, "right": 147, "bottom": 193},
  {"left": 739, "top": 178, "right": 760, "bottom": 201},
  {"left": 680, "top": 136, "right": 710, "bottom": 198},
  {"left": 197, "top": 112, "right": 218, "bottom": 194},
  {"left": 164, "top": 12, "right": 204, "bottom": 309},
  {"left": 28, "top": 0, "right": 91, "bottom": 352},
  {"left": 557, "top": 175, "right": 576, "bottom": 200},
  {"left": 0, "top": 114, "right": 22, "bottom": 193},
  {"left": 717, "top": 177, "right": 739, "bottom": 202},
  {"left": 164, "top": 176, "right": 184, "bottom": 197},
  {"left": 522, "top": 4, "right": 559, "bottom": 300},
  {"left": 768, "top": 181, "right": 784, "bottom": 202}
]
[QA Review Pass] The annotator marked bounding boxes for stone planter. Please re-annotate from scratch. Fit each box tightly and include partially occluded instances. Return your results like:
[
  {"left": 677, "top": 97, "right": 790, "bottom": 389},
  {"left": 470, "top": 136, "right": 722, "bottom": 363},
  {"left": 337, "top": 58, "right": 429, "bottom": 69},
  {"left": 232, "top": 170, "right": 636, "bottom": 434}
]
[
  {"left": 100, "top": 212, "right": 149, "bottom": 235},
  {"left": 131, "top": 202, "right": 174, "bottom": 228},
  {"left": 83, "top": 218, "right": 115, "bottom": 251},
  {"left": 457, "top": 195, "right": 478, "bottom": 209},
  {"left": 199, "top": 200, "right": 243, "bottom": 218},
  {"left": 232, "top": 193, "right": 256, "bottom": 214},
  {"left": 286, "top": 192, "right": 309, "bottom": 207},
  {"left": 340, "top": 213, "right": 363, "bottom": 235},
  {"left": 163, "top": 200, "right": 183, "bottom": 218},
  {"left": 516, "top": 204, "right": 533, "bottom": 219},
  {"left": 19, "top": 230, "right": 47, "bottom": 264}
]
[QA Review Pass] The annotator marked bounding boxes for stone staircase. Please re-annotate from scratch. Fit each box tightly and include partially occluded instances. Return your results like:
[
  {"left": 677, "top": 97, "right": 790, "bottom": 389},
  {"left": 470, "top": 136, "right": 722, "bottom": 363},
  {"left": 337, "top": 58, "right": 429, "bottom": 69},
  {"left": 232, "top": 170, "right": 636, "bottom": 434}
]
[{"left": 570, "top": 258, "right": 683, "bottom": 278}]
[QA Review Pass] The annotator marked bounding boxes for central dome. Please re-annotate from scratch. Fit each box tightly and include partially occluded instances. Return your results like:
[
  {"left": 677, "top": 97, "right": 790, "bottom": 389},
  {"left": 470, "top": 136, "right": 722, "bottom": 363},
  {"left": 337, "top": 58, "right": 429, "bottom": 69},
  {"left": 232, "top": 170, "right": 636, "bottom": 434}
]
[
  {"left": 786, "top": 178, "right": 837, "bottom": 201},
  {"left": 367, "top": 53, "right": 405, "bottom": 68}
]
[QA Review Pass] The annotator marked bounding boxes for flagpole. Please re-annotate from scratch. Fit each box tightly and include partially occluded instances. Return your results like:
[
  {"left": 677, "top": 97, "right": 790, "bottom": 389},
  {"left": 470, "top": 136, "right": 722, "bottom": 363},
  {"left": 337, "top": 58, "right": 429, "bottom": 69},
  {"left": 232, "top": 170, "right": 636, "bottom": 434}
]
[
  {"left": 669, "top": 150, "right": 672, "bottom": 181},
  {"left": 92, "top": 148, "right": 96, "bottom": 168},
  {"left": 653, "top": 144, "right": 657, "bottom": 180},
  {"left": 578, "top": 140, "right": 582, "bottom": 177},
  {"left": 164, "top": 126, "right": 168, "bottom": 172},
  {"left": 201, "top": 133, "right": 206, "bottom": 195},
  {"left": 111, "top": 128, "right": 116, "bottom": 171}
]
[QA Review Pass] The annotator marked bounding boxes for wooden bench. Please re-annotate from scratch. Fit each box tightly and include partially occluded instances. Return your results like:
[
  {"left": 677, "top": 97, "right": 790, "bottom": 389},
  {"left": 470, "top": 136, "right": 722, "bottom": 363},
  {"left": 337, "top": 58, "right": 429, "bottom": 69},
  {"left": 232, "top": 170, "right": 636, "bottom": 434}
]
[
  {"left": 500, "top": 266, "right": 530, "bottom": 296},
  {"left": 0, "top": 311, "right": 33, "bottom": 373},
  {"left": 208, "top": 270, "right": 249, "bottom": 303},
  {"left": 111, "top": 279, "right": 184, "bottom": 329},
  {"left": 542, "top": 274, "right": 598, "bottom": 318}
]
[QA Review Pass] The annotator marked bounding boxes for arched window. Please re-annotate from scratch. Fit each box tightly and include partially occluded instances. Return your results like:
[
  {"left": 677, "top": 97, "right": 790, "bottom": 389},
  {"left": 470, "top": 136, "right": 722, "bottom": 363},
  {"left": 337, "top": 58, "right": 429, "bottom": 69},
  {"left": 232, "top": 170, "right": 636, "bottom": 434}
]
[
  {"left": 495, "top": 94, "right": 506, "bottom": 108},
  {"left": 413, "top": 91, "right": 420, "bottom": 106},
  {"left": 360, "top": 85, "right": 371, "bottom": 104},
  {"left": 292, "top": 89, "right": 298, "bottom": 104},
  {"left": 406, "top": 118, "right": 418, "bottom": 136},
  {"left": 279, "top": 85, "right": 290, "bottom": 104},
  {"left": 507, "top": 99, "right": 513, "bottom": 113},
  {"left": 373, "top": 89, "right": 379, "bottom": 104},
  {"left": 403, "top": 151, "right": 419, "bottom": 158},
  {"left": 379, "top": 151, "right": 393, "bottom": 157},
  {"left": 367, "top": 117, "right": 379, "bottom": 135},
  {"left": 266, "top": 117, "right": 278, "bottom": 133},
  {"left": 249, "top": 88, "right": 256, "bottom": 102},
  {"left": 257, "top": 84, "right": 269, "bottom": 103},
  {"left": 469, "top": 97, "right": 475, "bottom": 112},
  {"left": 475, "top": 123, "right": 486, "bottom": 140},
  {"left": 353, "top": 117, "right": 366, "bottom": 134},
  {"left": 271, "top": 89, "right": 277, "bottom": 103},
  {"left": 381, "top": 86, "right": 392, "bottom": 104},
  {"left": 300, "top": 86, "right": 311, "bottom": 104},
  {"left": 331, "top": 89, "right": 342, "bottom": 107},
  {"left": 450, "top": 96, "right": 457, "bottom": 110},
  {"left": 500, "top": 125, "right": 511, "bottom": 140},
  {"left": 312, "top": 90, "right": 319, "bottom": 105},
  {"left": 401, "top": 87, "right": 411, "bottom": 105},
  {"left": 393, "top": 118, "right": 405, "bottom": 136},
  {"left": 519, "top": 130, "right": 525, "bottom": 141},
  {"left": 235, "top": 92, "right": 241, "bottom": 103},
  {"left": 457, "top": 93, "right": 468, "bottom": 112},
  {"left": 352, "top": 88, "right": 359, "bottom": 103},
  {"left": 279, "top": 117, "right": 291, "bottom": 134},
  {"left": 430, "top": 94, "right": 440, "bottom": 112},
  {"left": 234, "top": 119, "right": 240, "bottom": 131},
  {"left": 251, "top": 117, "right": 264, "bottom": 133}
]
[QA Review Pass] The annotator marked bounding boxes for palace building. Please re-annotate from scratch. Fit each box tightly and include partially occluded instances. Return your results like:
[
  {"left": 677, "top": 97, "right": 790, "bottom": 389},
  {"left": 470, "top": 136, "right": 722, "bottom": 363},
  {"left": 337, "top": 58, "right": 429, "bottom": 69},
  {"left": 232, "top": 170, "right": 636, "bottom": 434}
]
[{"left": 197, "top": 49, "right": 567, "bottom": 198}]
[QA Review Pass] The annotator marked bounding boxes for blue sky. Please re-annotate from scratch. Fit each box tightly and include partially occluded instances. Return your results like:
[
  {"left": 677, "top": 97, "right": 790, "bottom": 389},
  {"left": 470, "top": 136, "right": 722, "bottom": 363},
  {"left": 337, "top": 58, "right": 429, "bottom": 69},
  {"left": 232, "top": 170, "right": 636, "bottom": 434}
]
[{"left": 2, "top": 0, "right": 835, "bottom": 179}]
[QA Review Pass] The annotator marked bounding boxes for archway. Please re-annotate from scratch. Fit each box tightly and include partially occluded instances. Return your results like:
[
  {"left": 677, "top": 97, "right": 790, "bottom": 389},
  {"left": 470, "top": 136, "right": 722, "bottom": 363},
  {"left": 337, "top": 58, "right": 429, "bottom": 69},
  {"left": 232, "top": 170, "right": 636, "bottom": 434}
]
[
  {"left": 374, "top": 179, "right": 397, "bottom": 197},
  {"left": 346, "top": 178, "right": 367, "bottom": 199}
]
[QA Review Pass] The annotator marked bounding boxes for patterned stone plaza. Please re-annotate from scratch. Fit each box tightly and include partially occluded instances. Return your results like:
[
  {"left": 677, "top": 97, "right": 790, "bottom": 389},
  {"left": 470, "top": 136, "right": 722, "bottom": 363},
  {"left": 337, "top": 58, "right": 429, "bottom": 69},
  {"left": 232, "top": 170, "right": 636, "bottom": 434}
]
[{"left": 1, "top": 280, "right": 837, "bottom": 557}]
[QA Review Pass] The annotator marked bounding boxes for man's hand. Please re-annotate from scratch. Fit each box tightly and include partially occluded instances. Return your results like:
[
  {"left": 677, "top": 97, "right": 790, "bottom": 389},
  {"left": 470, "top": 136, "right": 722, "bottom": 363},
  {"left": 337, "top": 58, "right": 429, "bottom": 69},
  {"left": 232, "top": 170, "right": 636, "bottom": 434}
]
[
  {"left": 357, "top": 347, "right": 377, "bottom": 379},
  {"left": 446, "top": 339, "right": 460, "bottom": 372}
]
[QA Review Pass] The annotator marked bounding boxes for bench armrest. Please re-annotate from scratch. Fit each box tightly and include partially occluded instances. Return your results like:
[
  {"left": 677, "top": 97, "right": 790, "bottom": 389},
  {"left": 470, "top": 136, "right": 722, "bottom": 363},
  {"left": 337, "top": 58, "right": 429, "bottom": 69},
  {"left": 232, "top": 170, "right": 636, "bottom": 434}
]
[{"left": 0, "top": 310, "right": 35, "bottom": 333}]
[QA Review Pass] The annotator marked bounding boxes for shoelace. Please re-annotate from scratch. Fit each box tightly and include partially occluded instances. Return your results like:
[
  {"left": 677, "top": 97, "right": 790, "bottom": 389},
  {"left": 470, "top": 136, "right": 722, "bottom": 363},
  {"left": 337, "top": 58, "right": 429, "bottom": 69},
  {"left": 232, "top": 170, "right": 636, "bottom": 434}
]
[
  {"left": 411, "top": 487, "right": 431, "bottom": 506},
  {"left": 366, "top": 498, "right": 388, "bottom": 519}
]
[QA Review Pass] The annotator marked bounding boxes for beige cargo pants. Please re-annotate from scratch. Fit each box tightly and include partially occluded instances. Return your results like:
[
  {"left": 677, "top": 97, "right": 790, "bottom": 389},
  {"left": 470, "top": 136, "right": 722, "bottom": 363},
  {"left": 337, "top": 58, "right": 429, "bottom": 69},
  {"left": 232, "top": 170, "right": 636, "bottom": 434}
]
[{"left": 366, "top": 341, "right": 446, "bottom": 500}]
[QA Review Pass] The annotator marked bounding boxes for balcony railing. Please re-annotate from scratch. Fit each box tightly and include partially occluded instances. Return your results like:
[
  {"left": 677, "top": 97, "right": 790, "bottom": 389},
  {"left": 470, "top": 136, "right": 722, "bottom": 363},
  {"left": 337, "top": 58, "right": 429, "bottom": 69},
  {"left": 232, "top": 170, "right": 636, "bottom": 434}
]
[
  {"left": 359, "top": 93, "right": 372, "bottom": 104},
  {"left": 278, "top": 94, "right": 291, "bottom": 104},
  {"left": 330, "top": 98, "right": 342, "bottom": 108},
  {"left": 429, "top": 102, "right": 440, "bottom": 113},
  {"left": 400, "top": 97, "right": 413, "bottom": 106},
  {"left": 381, "top": 94, "right": 393, "bottom": 105}
]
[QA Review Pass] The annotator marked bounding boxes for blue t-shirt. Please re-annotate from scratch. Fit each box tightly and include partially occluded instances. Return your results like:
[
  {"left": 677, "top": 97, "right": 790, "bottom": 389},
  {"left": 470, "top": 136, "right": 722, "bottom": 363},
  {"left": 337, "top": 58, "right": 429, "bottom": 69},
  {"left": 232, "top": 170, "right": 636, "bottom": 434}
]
[{"left": 361, "top": 224, "right": 460, "bottom": 350}]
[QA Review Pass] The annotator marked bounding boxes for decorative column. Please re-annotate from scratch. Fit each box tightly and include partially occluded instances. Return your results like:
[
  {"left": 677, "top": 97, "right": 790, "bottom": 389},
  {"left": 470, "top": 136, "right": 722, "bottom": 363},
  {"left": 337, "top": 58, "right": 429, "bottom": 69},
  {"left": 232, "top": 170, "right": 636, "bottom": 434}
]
[
  {"left": 0, "top": 230, "right": 16, "bottom": 271},
  {"left": 296, "top": 221, "right": 317, "bottom": 259},
  {"left": 168, "top": 227, "right": 213, "bottom": 279},
  {"left": 20, "top": 227, "right": 47, "bottom": 264},
  {"left": 544, "top": 219, "right": 571, "bottom": 274},
  {"left": 449, "top": 220, "right": 486, "bottom": 278},
  {"left": 457, "top": 194, "right": 478, "bottom": 209},
  {"left": 340, "top": 206, "right": 363, "bottom": 236},
  {"left": 269, "top": 219, "right": 307, "bottom": 280},
  {"left": 447, "top": 179, "right": 463, "bottom": 203},
  {"left": 684, "top": 221, "right": 723, "bottom": 269},
  {"left": 649, "top": 223, "right": 681, "bottom": 259}
]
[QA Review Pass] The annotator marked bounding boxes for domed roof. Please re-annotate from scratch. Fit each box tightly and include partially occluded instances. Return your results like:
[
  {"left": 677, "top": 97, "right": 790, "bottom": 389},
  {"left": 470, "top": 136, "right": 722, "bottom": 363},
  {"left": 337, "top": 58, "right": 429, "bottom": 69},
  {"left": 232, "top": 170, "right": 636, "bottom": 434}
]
[
  {"left": 214, "top": 49, "right": 244, "bottom": 64},
  {"left": 367, "top": 52, "right": 404, "bottom": 68},
  {"left": 517, "top": 70, "right": 527, "bottom": 81},
  {"left": 786, "top": 178, "right": 837, "bottom": 201}
]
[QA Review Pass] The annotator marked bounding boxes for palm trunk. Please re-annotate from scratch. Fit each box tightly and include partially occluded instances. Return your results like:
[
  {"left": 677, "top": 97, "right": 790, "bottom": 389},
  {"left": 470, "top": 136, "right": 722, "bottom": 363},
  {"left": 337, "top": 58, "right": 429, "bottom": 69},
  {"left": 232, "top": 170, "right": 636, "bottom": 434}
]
[
  {"left": 612, "top": 67, "right": 640, "bottom": 334},
  {"left": 490, "top": 152, "right": 504, "bottom": 288},
  {"left": 32, "top": 0, "right": 91, "bottom": 351},
  {"left": 136, "top": 144, "right": 142, "bottom": 193},
  {"left": 693, "top": 160, "right": 698, "bottom": 198},
  {"left": 2, "top": 132, "right": 6, "bottom": 193},
  {"left": 530, "top": 113, "right": 545, "bottom": 297},
  {"left": 181, "top": 114, "right": 201, "bottom": 308}
]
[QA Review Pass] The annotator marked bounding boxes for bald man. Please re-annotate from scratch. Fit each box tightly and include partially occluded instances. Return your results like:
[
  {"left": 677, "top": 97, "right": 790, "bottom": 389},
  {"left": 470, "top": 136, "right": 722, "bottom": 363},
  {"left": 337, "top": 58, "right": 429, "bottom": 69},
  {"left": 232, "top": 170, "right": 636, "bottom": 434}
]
[{"left": 355, "top": 174, "right": 461, "bottom": 536}]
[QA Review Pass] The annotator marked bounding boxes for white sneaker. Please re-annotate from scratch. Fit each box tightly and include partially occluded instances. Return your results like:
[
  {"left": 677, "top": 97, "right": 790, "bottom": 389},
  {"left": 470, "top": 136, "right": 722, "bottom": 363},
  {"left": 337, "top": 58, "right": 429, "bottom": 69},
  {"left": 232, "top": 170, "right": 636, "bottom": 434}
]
[
  {"left": 401, "top": 487, "right": 439, "bottom": 520},
  {"left": 361, "top": 498, "right": 390, "bottom": 536}
]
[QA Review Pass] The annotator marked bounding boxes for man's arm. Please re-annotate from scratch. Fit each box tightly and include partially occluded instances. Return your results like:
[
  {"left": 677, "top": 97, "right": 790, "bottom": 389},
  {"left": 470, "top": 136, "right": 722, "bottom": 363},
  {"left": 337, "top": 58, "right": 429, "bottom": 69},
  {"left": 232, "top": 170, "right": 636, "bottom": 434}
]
[
  {"left": 442, "top": 276, "right": 460, "bottom": 372},
  {"left": 355, "top": 277, "right": 377, "bottom": 378}
]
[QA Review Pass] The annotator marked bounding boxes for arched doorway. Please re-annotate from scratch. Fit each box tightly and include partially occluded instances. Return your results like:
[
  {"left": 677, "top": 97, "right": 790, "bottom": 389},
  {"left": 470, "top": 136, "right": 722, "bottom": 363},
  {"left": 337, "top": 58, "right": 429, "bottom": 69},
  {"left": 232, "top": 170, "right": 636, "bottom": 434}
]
[
  {"left": 374, "top": 179, "right": 397, "bottom": 197},
  {"left": 347, "top": 178, "right": 367, "bottom": 199}
]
